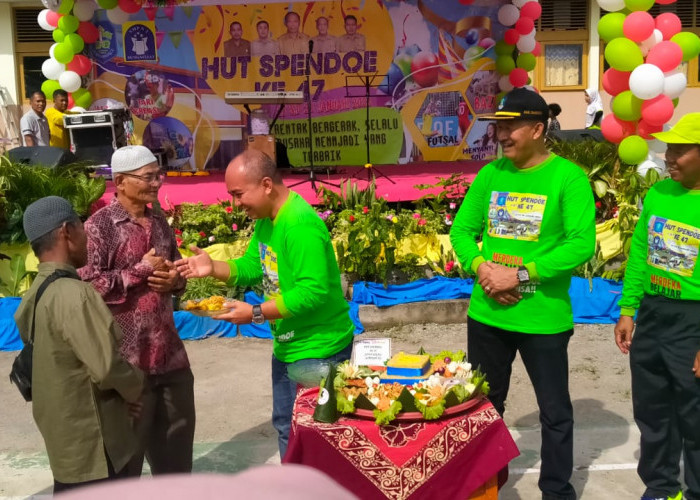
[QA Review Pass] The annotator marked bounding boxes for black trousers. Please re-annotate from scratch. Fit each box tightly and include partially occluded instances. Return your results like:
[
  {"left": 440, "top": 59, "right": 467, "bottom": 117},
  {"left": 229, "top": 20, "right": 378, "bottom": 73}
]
[
  {"left": 630, "top": 295, "right": 700, "bottom": 500},
  {"left": 468, "top": 317, "right": 576, "bottom": 500}
]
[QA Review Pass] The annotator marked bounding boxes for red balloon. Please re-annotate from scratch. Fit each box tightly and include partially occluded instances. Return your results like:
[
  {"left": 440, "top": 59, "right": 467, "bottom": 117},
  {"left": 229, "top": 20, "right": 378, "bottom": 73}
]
[
  {"left": 646, "top": 41, "right": 683, "bottom": 73},
  {"left": 118, "top": 0, "right": 142, "bottom": 14},
  {"left": 520, "top": 2, "right": 542, "bottom": 21},
  {"left": 602, "top": 68, "right": 631, "bottom": 97},
  {"left": 67, "top": 94, "right": 75, "bottom": 109},
  {"left": 623, "top": 11, "right": 655, "bottom": 43},
  {"left": 77, "top": 22, "right": 99, "bottom": 44},
  {"left": 532, "top": 41, "right": 542, "bottom": 57},
  {"left": 410, "top": 51, "right": 439, "bottom": 88},
  {"left": 504, "top": 29, "right": 520, "bottom": 45},
  {"left": 509, "top": 68, "right": 529, "bottom": 88},
  {"left": 601, "top": 114, "right": 636, "bottom": 144},
  {"left": 641, "top": 95, "right": 674, "bottom": 126},
  {"left": 458, "top": 0, "right": 475, "bottom": 4},
  {"left": 46, "top": 11, "right": 61, "bottom": 27},
  {"left": 637, "top": 119, "right": 663, "bottom": 140},
  {"left": 515, "top": 17, "right": 535, "bottom": 36},
  {"left": 655, "top": 0, "right": 677, "bottom": 3},
  {"left": 67, "top": 55, "right": 92, "bottom": 76},
  {"left": 656, "top": 13, "right": 682, "bottom": 41}
]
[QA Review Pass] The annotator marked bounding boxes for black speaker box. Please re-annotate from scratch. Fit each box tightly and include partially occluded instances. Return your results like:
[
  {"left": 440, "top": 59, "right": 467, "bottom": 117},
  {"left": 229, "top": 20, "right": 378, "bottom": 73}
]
[
  {"left": 549, "top": 129, "right": 604, "bottom": 142},
  {"left": 7, "top": 146, "right": 77, "bottom": 168}
]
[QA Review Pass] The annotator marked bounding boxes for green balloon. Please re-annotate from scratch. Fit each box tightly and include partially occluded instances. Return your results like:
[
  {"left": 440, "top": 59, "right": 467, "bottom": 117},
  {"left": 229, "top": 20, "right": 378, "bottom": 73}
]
[
  {"left": 598, "top": 13, "right": 626, "bottom": 43},
  {"left": 41, "top": 79, "right": 61, "bottom": 97},
  {"left": 73, "top": 89, "right": 92, "bottom": 109},
  {"left": 65, "top": 33, "right": 85, "bottom": 54},
  {"left": 670, "top": 32, "right": 700, "bottom": 62},
  {"left": 53, "top": 42, "right": 74, "bottom": 64},
  {"left": 516, "top": 53, "right": 536, "bottom": 72},
  {"left": 52, "top": 28, "right": 65, "bottom": 43},
  {"left": 672, "top": 97, "right": 679, "bottom": 108},
  {"left": 496, "top": 91, "right": 507, "bottom": 104},
  {"left": 618, "top": 135, "right": 649, "bottom": 165},
  {"left": 624, "top": 0, "right": 654, "bottom": 12},
  {"left": 58, "top": 15, "right": 79, "bottom": 34},
  {"left": 97, "top": 0, "right": 119, "bottom": 9},
  {"left": 494, "top": 40, "right": 515, "bottom": 57},
  {"left": 57, "top": 0, "right": 75, "bottom": 15},
  {"left": 605, "top": 38, "right": 643, "bottom": 72},
  {"left": 496, "top": 56, "right": 515, "bottom": 76},
  {"left": 612, "top": 90, "right": 643, "bottom": 121}
]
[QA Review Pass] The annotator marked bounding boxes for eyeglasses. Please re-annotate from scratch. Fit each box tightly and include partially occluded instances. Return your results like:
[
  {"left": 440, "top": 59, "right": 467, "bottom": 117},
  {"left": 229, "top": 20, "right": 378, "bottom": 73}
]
[{"left": 121, "top": 171, "right": 166, "bottom": 184}]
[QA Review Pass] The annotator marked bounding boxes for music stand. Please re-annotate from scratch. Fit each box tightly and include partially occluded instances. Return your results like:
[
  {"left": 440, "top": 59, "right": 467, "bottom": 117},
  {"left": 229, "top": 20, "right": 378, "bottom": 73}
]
[
  {"left": 345, "top": 74, "right": 395, "bottom": 184},
  {"left": 289, "top": 41, "right": 339, "bottom": 191}
]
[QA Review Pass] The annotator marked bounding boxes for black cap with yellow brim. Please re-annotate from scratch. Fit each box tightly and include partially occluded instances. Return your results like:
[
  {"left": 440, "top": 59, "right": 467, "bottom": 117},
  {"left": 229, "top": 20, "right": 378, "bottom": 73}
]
[{"left": 477, "top": 88, "right": 549, "bottom": 123}]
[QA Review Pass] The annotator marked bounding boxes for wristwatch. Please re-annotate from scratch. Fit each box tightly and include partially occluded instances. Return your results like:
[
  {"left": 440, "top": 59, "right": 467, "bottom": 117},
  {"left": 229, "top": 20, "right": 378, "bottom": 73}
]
[
  {"left": 517, "top": 266, "right": 530, "bottom": 284},
  {"left": 252, "top": 305, "right": 265, "bottom": 325}
]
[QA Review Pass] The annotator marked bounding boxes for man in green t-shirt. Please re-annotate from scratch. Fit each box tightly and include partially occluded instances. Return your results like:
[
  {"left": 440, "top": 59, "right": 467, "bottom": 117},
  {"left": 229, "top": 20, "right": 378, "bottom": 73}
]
[
  {"left": 614, "top": 114, "right": 700, "bottom": 500},
  {"left": 175, "top": 150, "right": 354, "bottom": 457},
  {"left": 450, "top": 88, "right": 595, "bottom": 500}
]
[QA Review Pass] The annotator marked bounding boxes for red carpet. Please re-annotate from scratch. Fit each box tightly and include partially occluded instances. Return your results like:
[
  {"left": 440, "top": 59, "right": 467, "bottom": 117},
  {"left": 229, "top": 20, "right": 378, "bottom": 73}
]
[{"left": 98, "top": 161, "right": 486, "bottom": 208}]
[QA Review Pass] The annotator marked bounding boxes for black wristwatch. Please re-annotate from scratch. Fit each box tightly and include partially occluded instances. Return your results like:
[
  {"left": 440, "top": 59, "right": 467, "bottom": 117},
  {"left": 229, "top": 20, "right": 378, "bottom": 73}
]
[
  {"left": 252, "top": 305, "right": 265, "bottom": 325},
  {"left": 517, "top": 266, "right": 530, "bottom": 284}
]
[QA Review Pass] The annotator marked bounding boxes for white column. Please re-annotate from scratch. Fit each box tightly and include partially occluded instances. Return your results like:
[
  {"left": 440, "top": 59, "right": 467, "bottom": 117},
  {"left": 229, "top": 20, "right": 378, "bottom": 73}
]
[
  {"left": 588, "top": 0, "right": 601, "bottom": 90},
  {"left": 0, "top": 3, "right": 18, "bottom": 102}
]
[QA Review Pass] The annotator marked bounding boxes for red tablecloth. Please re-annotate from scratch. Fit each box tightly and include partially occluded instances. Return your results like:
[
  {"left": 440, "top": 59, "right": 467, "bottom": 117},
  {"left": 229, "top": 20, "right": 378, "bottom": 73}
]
[{"left": 283, "top": 388, "right": 519, "bottom": 500}]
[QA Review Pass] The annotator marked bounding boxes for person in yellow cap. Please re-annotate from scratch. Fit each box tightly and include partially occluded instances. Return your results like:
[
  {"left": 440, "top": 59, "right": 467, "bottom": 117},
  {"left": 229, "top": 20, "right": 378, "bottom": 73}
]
[{"left": 614, "top": 113, "right": 700, "bottom": 500}]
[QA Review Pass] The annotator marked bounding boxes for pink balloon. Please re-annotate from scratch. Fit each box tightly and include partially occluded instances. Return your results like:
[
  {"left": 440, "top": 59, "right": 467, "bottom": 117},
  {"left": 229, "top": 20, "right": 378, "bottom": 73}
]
[
  {"left": 601, "top": 114, "right": 636, "bottom": 144},
  {"left": 655, "top": 0, "right": 677, "bottom": 3},
  {"left": 67, "top": 54, "right": 92, "bottom": 76},
  {"left": 637, "top": 119, "right": 663, "bottom": 140},
  {"left": 602, "top": 68, "right": 631, "bottom": 97},
  {"left": 623, "top": 11, "right": 655, "bottom": 43},
  {"left": 509, "top": 68, "right": 529, "bottom": 88},
  {"left": 46, "top": 11, "right": 61, "bottom": 27},
  {"left": 532, "top": 41, "right": 542, "bottom": 57},
  {"left": 641, "top": 95, "right": 674, "bottom": 126},
  {"left": 77, "top": 22, "right": 99, "bottom": 44},
  {"left": 118, "top": 0, "right": 142, "bottom": 14},
  {"left": 504, "top": 29, "right": 520, "bottom": 45},
  {"left": 520, "top": 2, "right": 542, "bottom": 21},
  {"left": 646, "top": 41, "right": 683, "bottom": 73},
  {"left": 515, "top": 17, "right": 535, "bottom": 36},
  {"left": 655, "top": 13, "right": 682, "bottom": 41}
]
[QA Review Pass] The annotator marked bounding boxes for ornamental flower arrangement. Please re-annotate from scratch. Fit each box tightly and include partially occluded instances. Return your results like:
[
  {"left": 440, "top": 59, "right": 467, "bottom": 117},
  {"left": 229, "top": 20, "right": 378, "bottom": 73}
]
[{"left": 169, "top": 200, "right": 251, "bottom": 249}]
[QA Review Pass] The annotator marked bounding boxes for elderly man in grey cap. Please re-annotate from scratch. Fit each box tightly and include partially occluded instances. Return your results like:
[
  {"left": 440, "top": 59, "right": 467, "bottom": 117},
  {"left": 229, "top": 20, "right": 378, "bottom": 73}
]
[
  {"left": 78, "top": 145, "right": 194, "bottom": 476},
  {"left": 15, "top": 196, "right": 144, "bottom": 494}
]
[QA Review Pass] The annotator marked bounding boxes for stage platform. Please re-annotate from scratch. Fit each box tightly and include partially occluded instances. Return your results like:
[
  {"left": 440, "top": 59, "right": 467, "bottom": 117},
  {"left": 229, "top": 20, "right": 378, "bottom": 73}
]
[{"left": 97, "top": 161, "right": 486, "bottom": 209}]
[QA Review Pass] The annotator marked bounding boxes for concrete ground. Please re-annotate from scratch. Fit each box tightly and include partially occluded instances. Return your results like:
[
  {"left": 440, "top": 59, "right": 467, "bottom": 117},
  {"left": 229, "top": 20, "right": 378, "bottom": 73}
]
[{"left": 0, "top": 323, "right": 662, "bottom": 499}]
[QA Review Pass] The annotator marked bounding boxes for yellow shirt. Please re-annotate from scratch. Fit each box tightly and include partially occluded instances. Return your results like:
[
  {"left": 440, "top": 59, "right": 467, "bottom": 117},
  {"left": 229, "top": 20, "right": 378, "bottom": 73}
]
[
  {"left": 278, "top": 32, "right": 310, "bottom": 55},
  {"left": 45, "top": 107, "right": 72, "bottom": 149}
]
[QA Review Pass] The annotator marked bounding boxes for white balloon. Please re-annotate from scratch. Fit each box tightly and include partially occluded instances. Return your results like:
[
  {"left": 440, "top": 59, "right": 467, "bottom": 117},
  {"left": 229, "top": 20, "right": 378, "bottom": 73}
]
[
  {"left": 596, "top": 0, "right": 625, "bottom": 12},
  {"left": 42, "top": 58, "right": 65, "bottom": 80},
  {"left": 70, "top": 106, "right": 87, "bottom": 112},
  {"left": 59, "top": 70, "right": 82, "bottom": 92},
  {"left": 629, "top": 64, "right": 665, "bottom": 100},
  {"left": 499, "top": 74, "right": 514, "bottom": 93},
  {"left": 497, "top": 4, "right": 520, "bottom": 27},
  {"left": 512, "top": 0, "right": 532, "bottom": 7},
  {"left": 49, "top": 43, "right": 58, "bottom": 59},
  {"left": 41, "top": 0, "right": 62, "bottom": 11},
  {"left": 663, "top": 70, "right": 687, "bottom": 99},
  {"left": 516, "top": 35, "right": 537, "bottom": 54},
  {"left": 637, "top": 159, "right": 665, "bottom": 177},
  {"left": 73, "top": 0, "right": 96, "bottom": 22},
  {"left": 37, "top": 9, "right": 55, "bottom": 31},
  {"left": 106, "top": 6, "right": 130, "bottom": 25},
  {"left": 648, "top": 138, "right": 668, "bottom": 153},
  {"left": 640, "top": 29, "right": 663, "bottom": 57}
]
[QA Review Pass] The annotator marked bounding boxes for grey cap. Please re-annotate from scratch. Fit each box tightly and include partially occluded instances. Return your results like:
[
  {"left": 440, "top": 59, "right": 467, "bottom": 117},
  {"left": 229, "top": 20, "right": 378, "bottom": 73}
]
[
  {"left": 111, "top": 145, "right": 158, "bottom": 174},
  {"left": 23, "top": 196, "right": 80, "bottom": 243}
]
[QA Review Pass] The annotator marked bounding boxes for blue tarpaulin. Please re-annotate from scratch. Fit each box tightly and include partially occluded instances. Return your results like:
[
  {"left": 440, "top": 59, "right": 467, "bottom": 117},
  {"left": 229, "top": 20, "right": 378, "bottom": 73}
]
[{"left": 0, "top": 277, "right": 624, "bottom": 352}]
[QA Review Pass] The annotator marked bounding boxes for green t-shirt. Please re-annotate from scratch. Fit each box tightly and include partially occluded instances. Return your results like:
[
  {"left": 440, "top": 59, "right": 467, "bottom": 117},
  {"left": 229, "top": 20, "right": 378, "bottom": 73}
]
[
  {"left": 619, "top": 179, "right": 700, "bottom": 316},
  {"left": 450, "top": 154, "right": 596, "bottom": 334},
  {"left": 227, "top": 191, "right": 354, "bottom": 362}
]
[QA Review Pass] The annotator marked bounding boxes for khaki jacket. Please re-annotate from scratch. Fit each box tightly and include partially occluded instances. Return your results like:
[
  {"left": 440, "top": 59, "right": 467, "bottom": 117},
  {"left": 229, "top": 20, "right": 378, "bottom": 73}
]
[{"left": 15, "top": 262, "right": 143, "bottom": 483}]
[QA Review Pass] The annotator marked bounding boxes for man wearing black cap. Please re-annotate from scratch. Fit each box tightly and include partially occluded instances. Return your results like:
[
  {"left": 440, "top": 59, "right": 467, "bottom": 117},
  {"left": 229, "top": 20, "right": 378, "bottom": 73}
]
[
  {"left": 450, "top": 88, "right": 596, "bottom": 499},
  {"left": 14, "top": 196, "right": 143, "bottom": 493}
]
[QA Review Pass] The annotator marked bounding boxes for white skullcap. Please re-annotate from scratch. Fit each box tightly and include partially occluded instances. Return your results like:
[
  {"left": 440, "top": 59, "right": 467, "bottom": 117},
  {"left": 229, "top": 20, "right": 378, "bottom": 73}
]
[{"left": 111, "top": 145, "right": 158, "bottom": 174}]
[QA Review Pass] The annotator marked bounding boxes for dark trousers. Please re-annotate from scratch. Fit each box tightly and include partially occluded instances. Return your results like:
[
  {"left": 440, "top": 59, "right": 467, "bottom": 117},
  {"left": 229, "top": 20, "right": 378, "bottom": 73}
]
[
  {"left": 468, "top": 317, "right": 576, "bottom": 500},
  {"left": 630, "top": 295, "right": 700, "bottom": 500},
  {"left": 127, "top": 367, "right": 196, "bottom": 476},
  {"left": 53, "top": 450, "right": 129, "bottom": 494}
]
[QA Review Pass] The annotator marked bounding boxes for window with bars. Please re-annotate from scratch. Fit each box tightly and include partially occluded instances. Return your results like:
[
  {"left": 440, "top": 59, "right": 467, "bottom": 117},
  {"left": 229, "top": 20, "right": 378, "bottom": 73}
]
[
  {"left": 14, "top": 8, "right": 54, "bottom": 45},
  {"left": 14, "top": 8, "right": 53, "bottom": 103}
]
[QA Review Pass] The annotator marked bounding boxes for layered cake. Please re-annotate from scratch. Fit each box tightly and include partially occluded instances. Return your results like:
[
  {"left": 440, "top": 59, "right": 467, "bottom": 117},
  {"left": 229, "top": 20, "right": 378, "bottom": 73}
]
[{"left": 379, "top": 352, "right": 433, "bottom": 384}]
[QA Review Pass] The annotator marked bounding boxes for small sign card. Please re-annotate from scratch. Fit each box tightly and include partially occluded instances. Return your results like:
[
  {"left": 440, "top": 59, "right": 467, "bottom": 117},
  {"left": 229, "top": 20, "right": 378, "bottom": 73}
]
[{"left": 352, "top": 338, "right": 392, "bottom": 367}]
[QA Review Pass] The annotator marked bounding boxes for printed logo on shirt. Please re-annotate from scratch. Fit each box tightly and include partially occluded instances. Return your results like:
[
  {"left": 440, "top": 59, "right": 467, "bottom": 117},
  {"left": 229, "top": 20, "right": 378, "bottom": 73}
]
[
  {"left": 491, "top": 252, "right": 538, "bottom": 294},
  {"left": 278, "top": 330, "right": 295, "bottom": 342},
  {"left": 259, "top": 242, "right": 281, "bottom": 298},
  {"left": 649, "top": 274, "right": 682, "bottom": 299},
  {"left": 487, "top": 191, "right": 547, "bottom": 241},
  {"left": 647, "top": 216, "right": 699, "bottom": 277}
]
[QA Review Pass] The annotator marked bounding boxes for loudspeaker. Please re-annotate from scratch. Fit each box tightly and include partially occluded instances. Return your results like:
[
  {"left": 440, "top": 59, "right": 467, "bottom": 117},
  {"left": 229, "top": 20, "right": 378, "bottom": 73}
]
[
  {"left": 550, "top": 129, "right": 604, "bottom": 142},
  {"left": 7, "top": 146, "right": 77, "bottom": 168}
]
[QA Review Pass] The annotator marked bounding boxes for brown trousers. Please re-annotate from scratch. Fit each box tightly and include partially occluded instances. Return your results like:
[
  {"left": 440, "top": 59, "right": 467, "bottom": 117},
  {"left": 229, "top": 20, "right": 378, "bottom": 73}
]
[{"left": 127, "top": 367, "right": 196, "bottom": 475}]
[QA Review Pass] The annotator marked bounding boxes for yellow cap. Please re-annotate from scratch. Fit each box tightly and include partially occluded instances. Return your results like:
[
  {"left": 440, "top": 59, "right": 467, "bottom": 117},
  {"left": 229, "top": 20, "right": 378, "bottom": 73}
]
[{"left": 651, "top": 113, "right": 700, "bottom": 144}]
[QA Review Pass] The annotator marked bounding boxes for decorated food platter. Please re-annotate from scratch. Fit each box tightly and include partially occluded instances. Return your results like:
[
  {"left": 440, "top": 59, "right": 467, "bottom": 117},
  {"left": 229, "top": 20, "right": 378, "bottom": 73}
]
[{"left": 182, "top": 296, "right": 228, "bottom": 317}]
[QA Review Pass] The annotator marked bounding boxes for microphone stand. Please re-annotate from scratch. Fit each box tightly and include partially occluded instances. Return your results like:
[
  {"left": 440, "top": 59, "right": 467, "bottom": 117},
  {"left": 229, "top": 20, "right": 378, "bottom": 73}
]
[{"left": 289, "top": 39, "right": 338, "bottom": 190}]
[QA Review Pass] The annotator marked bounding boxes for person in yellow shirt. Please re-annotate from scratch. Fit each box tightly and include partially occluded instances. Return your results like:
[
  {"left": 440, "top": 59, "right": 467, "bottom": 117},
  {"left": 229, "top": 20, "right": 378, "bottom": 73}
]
[{"left": 44, "top": 89, "right": 73, "bottom": 149}]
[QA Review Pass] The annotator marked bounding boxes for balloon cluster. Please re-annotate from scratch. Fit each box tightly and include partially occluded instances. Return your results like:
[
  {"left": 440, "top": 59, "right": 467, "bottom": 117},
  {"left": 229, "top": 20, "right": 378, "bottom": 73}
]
[
  {"left": 494, "top": 0, "right": 542, "bottom": 97},
  {"left": 598, "top": 0, "right": 700, "bottom": 166},
  {"left": 37, "top": 0, "right": 140, "bottom": 110}
]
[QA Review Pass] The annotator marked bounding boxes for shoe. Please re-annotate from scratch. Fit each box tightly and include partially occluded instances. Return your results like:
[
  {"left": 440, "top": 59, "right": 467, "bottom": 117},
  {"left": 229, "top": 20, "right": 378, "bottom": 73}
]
[{"left": 640, "top": 493, "right": 682, "bottom": 500}]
